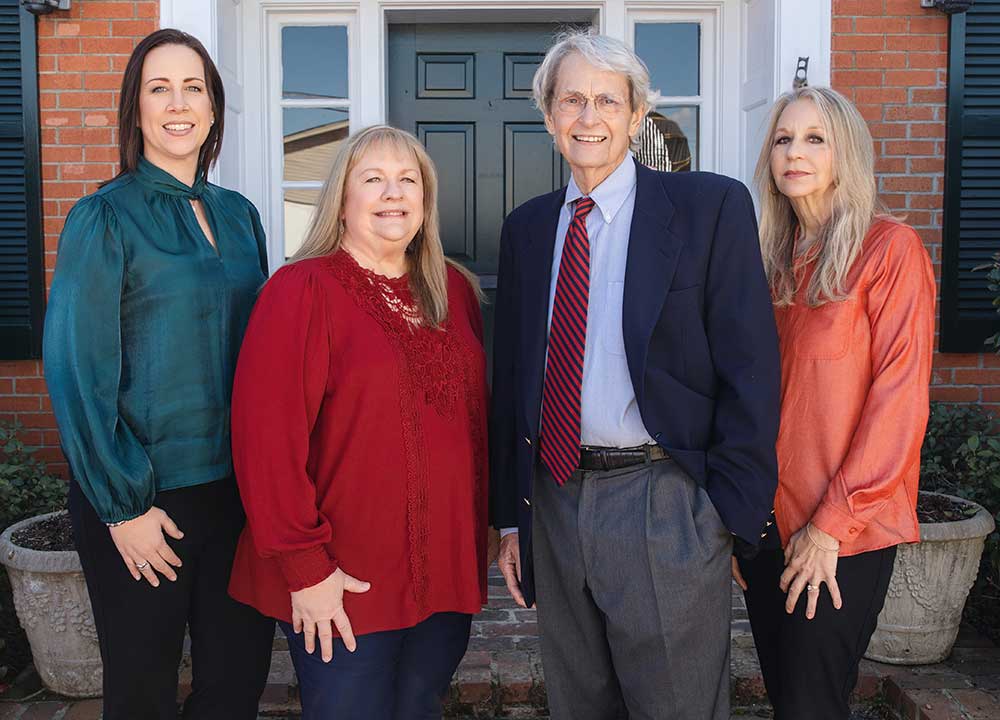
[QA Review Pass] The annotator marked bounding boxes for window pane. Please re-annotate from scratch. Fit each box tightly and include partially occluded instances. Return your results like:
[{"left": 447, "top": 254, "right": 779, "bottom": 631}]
[
  {"left": 635, "top": 23, "right": 700, "bottom": 98},
  {"left": 641, "top": 106, "right": 698, "bottom": 172},
  {"left": 282, "top": 26, "right": 348, "bottom": 100},
  {"left": 283, "top": 108, "right": 349, "bottom": 182},
  {"left": 284, "top": 189, "right": 321, "bottom": 260}
]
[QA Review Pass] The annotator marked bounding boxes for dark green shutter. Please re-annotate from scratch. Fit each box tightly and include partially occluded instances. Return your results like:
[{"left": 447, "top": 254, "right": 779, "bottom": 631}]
[
  {"left": 0, "top": 2, "right": 43, "bottom": 360},
  {"left": 940, "top": 0, "right": 1000, "bottom": 352}
]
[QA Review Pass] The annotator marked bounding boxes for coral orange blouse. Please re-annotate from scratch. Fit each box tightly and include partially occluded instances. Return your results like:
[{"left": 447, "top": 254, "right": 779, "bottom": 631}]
[{"left": 773, "top": 219, "right": 936, "bottom": 557}]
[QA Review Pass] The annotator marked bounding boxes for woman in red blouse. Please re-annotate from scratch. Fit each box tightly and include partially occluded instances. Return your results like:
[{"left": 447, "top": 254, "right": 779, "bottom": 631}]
[
  {"left": 734, "top": 87, "right": 935, "bottom": 720},
  {"left": 228, "top": 126, "right": 492, "bottom": 719}
]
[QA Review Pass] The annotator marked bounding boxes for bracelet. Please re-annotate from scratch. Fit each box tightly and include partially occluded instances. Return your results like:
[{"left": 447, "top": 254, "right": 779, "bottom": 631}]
[
  {"left": 105, "top": 519, "right": 129, "bottom": 528},
  {"left": 806, "top": 523, "right": 839, "bottom": 552}
]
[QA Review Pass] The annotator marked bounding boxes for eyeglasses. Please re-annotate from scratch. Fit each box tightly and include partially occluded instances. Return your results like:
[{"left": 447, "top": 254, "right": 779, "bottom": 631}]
[{"left": 555, "top": 92, "right": 629, "bottom": 118}]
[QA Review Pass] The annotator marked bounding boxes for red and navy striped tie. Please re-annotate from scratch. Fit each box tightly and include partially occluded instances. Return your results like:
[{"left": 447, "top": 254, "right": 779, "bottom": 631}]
[{"left": 540, "top": 196, "right": 596, "bottom": 486}]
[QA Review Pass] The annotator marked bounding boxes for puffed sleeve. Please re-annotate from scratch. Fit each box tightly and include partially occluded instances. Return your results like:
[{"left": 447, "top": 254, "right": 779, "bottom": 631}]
[
  {"left": 43, "top": 196, "right": 155, "bottom": 524},
  {"left": 231, "top": 263, "right": 338, "bottom": 592},
  {"left": 811, "top": 226, "right": 936, "bottom": 542}
]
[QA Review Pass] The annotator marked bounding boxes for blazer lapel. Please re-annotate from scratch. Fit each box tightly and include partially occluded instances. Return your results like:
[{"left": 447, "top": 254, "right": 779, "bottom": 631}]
[
  {"left": 520, "top": 188, "right": 566, "bottom": 437},
  {"left": 623, "top": 161, "right": 683, "bottom": 405}
]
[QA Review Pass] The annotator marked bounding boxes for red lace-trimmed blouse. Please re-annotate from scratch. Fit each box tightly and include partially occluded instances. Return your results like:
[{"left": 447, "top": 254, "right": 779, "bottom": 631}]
[{"left": 227, "top": 251, "right": 489, "bottom": 632}]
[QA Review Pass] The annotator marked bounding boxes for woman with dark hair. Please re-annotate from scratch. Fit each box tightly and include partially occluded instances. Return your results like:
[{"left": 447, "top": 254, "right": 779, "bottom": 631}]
[{"left": 43, "top": 29, "right": 274, "bottom": 720}]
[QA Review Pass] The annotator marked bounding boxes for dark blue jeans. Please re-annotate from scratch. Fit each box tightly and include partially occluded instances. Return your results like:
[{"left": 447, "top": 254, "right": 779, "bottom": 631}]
[{"left": 280, "top": 611, "right": 472, "bottom": 720}]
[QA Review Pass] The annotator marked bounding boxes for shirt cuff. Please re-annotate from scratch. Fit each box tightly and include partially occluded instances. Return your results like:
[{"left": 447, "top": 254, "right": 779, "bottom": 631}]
[
  {"left": 500, "top": 527, "right": 518, "bottom": 537},
  {"left": 811, "top": 500, "right": 865, "bottom": 544},
  {"left": 277, "top": 545, "right": 339, "bottom": 592}
]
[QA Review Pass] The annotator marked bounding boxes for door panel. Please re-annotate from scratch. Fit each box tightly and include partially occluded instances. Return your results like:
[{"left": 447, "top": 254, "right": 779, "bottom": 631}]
[
  {"left": 504, "top": 123, "right": 568, "bottom": 214},
  {"left": 417, "top": 122, "right": 476, "bottom": 262}
]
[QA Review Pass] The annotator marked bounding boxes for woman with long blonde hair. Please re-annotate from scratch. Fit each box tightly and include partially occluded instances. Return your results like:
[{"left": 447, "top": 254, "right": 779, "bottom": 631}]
[
  {"left": 227, "top": 126, "right": 493, "bottom": 719},
  {"left": 733, "top": 87, "right": 936, "bottom": 719}
]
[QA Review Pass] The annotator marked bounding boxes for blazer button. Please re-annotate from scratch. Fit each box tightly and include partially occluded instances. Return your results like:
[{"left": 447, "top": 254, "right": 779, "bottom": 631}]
[
  {"left": 523, "top": 497, "right": 531, "bottom": 507},
  {"left": 524, "top": 436, "right": 531, "bottom": 446}
]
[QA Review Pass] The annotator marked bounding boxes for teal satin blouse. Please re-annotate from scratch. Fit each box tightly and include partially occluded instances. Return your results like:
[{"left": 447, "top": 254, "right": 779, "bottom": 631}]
[{"left": 43, "top": 157, "right": 269, "bottom": 523}]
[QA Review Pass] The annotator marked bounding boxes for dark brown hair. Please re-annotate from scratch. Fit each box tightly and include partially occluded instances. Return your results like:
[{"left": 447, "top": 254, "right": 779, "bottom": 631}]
[{"left": 115, "top": 29, "right": 225, "bottom": 181}]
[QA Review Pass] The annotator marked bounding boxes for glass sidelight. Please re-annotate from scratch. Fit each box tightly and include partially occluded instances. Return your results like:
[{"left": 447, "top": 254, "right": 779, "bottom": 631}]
[
  {"left": 633, "top": 17, "right": 711, "bottom": 172},
  {"left": 278, "top": 24, "right": 350, "bottom": 259}
]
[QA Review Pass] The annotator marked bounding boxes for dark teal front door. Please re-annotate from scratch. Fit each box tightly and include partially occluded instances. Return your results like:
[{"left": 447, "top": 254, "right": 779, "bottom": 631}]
[{"left": 388, "top": 23, "right": 572, "bottom": 284}]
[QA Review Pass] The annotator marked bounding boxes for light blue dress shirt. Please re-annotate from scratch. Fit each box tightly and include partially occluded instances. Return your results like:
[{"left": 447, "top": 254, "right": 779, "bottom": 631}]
[{"left": 548, "top": 153, "right": 655, "bottom": 448}]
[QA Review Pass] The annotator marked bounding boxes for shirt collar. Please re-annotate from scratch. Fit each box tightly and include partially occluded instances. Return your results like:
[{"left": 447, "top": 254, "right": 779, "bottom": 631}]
[
  {"left": 564, "top": 152, "right": 637, "bottom": 224},
  {"left": 135, "top": 155, "right": 207, "bottom": 200}
]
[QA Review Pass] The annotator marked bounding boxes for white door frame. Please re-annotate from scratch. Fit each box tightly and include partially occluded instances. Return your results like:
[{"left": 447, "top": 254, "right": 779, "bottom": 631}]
[{"left": 162, "top": 0, "right": 830, "bottom": 244}]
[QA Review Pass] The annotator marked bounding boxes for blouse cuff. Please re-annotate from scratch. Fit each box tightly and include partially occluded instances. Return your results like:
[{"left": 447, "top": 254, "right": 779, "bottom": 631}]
[
  {"left": 277, "top": 545, "right": 339, "bottom": 592},
  {"left": 98, "top": 505, "right": 149, "bottom": 526},
  {"left": 811, "top": 500, "right": 866, "bottom": 544}
]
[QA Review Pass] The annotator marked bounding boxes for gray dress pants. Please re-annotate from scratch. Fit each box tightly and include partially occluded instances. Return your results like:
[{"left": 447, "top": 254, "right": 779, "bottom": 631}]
[{"left": 532, "top": 457, "right": 732, "bottom": 720}]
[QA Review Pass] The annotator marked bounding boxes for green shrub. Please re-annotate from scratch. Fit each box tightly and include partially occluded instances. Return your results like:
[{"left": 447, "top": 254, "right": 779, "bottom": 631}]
[
  {"left": 921, "top": 402, "right": 1000, "bottom": 576},
  {"left": 0, "top": 422, "right": 67, "bottom": 533}
]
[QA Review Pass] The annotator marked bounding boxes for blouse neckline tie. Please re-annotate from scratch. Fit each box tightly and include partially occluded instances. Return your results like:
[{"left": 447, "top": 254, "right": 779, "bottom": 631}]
[{"left": 135, "top": 155, "right": 207, "bottom": 200}]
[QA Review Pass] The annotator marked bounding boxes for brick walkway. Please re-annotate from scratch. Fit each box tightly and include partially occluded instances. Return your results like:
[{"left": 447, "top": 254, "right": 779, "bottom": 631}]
[{"left": 1, "top": 569, "right": 997, "bottom": 719}]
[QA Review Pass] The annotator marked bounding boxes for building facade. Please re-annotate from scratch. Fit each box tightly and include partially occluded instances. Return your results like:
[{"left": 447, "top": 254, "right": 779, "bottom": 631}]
[{"left": 0, "top": 0, "right": 997, "bottom": 476}]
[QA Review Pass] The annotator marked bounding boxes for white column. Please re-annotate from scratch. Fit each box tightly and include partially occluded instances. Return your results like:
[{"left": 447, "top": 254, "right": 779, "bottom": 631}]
[
  {"left": 775, "top": 0, "right": 831, "bottom": 94},
  {"left": 358, "top": 0, "right": 384, "bottom": 126},
  {"left": 160, "top": 0, "right": 219, "bottom": 58}
]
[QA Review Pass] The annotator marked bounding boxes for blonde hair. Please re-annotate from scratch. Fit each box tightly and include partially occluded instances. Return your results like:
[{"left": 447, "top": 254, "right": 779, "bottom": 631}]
[
  {"left": 754, "top": 86, "right": 890, "bottom": 307},
  {"left": 291, "top": 125, "right": 480, "bottom": 326}
]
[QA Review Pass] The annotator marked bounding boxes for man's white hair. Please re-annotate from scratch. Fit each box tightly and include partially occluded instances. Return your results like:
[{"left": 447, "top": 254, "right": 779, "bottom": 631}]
[{"left": 532, "top": 30, "right": 652, "bottom": 117}]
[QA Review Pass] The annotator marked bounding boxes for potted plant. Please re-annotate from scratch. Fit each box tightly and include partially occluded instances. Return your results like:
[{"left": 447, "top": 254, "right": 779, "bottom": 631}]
[
  {"left": 865, "top": 404, "right": 1000, "bottom": 664},
  {"left": 0, "top": 422, "right": 101, "bottom": 697}
]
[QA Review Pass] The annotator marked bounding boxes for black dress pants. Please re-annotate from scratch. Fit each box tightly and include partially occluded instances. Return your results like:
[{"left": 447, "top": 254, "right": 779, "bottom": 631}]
[
  {"left": 738, "top": 541, "right": 896, "bottom": 720},
  {"left": 69, "top": 478, "right": 275, "bottom": 720}
]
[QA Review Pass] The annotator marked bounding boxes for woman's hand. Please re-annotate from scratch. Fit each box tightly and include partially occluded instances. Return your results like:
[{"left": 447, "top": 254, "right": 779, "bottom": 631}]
[
  {"left": 291, "top": 568, "right": 371, "bottom": 663},
  {"left": 779, "top": 522, "right": 843, "bottom": 620},
  {"left": 108, "top": 506, "right": 184, "bottom": 587}
]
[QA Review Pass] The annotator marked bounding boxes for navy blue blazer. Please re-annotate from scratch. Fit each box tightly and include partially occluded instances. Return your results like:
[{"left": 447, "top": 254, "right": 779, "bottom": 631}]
[{"left": 488, "top": 159, "right": 781, "bottom": 606}]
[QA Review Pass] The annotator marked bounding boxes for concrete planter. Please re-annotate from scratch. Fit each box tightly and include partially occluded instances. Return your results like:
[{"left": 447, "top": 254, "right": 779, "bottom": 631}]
[
  {"left": 0, "top": 511, "right": 102, "bottom": 697},
  {"left": 865, "top": 492, "right": 996, "bottom": 665}
]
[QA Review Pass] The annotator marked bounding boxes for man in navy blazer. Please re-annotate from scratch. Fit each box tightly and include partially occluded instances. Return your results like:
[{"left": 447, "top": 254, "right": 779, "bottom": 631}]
[{"left": 489, "top": 32, "right": 780, "bottom": 719}]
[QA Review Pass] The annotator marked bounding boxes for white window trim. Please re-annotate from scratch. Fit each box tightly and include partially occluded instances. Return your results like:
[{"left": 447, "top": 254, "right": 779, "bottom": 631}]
[{"left": 627, "top": 3, "right": 736, "bottom": 177}]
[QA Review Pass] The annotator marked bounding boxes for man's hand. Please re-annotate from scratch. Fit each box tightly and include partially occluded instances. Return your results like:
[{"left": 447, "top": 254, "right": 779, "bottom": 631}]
[
  {"left": 487, "top": 527, "right": 500, "bottom": 568},
  {"left": 290, "top": 568, "right": 371, "bottom": 662},
  {"left": 498, "top": 532, "right": 531, "bottom": 608},
  {"left": 731, "top": 556, "right": 748, "bottom": 591},
  {"left": 108, "top": 506, "right": 184, "bottom": 587}
]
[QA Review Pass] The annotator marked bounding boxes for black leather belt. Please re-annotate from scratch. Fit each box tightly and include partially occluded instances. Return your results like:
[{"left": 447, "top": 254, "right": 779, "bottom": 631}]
[{"left": 578, "top": 444, "right": 669, "bottom": 472}]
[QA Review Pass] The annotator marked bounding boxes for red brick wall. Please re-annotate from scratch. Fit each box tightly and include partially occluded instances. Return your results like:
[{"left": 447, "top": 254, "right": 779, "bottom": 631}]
[
  {"left": 830, "top": 1, "right": 997, "bottom": 411},
  {"left": 0, "top": 1, "right": 157, "bottom": 476}
]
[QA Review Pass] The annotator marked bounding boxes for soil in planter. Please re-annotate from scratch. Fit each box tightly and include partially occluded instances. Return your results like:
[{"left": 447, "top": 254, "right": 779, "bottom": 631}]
[
  {"left": 10, "top": 514, "right": 74, "bottom": 552},
  {"left": 915, "top": 493, "right": 980, "bottom": 524}
]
